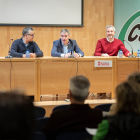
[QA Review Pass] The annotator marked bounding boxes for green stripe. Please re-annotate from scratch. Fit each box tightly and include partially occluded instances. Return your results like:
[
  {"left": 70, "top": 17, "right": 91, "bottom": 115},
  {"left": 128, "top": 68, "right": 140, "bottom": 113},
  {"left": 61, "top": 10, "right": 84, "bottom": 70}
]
[
  {"left": 93, "top": 120, "right": 109, "bottom": 140},
  {"left": 118, "top": 11, "right": 140, "bottom": 42}
]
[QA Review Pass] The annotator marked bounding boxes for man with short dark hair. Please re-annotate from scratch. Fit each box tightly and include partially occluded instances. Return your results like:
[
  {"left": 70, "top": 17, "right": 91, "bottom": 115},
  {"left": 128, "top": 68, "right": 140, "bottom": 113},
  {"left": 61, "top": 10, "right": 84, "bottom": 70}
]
[
  {"left": 10, "top": 26, "right": 43, "bottom": 58},
  {"left": 42, "top": 75, "right": 103, "bottom": 140},
  {"left": 51, "top": 29, "right": 84, "bottom": 58}
]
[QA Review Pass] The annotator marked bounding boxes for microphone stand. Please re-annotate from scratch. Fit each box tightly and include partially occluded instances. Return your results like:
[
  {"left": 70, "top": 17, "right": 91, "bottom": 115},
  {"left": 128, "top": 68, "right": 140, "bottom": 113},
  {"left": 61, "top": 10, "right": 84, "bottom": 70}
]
[
  {"left": 68, "top": 55, "right": 75, "bottom": 58},
  {"left": 128, "top": 53, "right": 136, "bottom": 58},
  {"left": 68, "top": 49, "right": 75, "bottom": 58},
  {"left": 123, "top": 40, "right": 136, "bottom": 58},
  {"left": 5, "top": 39, "right": 13, "bottom": 58},
  {"left": 128, "top": 49, "right": 136, "bottom": 58}
]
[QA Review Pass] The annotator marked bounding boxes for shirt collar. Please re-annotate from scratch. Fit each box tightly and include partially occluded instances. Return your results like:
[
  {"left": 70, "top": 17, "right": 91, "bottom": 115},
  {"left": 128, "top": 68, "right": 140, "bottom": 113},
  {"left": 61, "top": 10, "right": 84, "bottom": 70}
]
[
  {"left": 22, "top": 37, "right": 29, "bottom": 47},
  {"left": 106, "top": 37, "right": 114, "bottom": 43},
  {"left": 61, "top": 40, "right": 70, "bottom": 46},
  {"left": 69, "top": 104, "right": 90, "bottom": 110}
]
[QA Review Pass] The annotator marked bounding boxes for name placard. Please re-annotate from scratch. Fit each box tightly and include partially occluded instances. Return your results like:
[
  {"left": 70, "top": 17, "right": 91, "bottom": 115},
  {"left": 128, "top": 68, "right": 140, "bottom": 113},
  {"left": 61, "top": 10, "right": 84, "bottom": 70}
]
[{"left": 94, "top": 60, "right": 112, "bottom": 67}]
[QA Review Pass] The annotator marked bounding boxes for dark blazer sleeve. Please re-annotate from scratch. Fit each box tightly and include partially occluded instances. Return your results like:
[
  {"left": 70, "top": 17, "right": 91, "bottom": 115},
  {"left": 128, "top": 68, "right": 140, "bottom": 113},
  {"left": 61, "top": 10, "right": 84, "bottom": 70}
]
[
  {"left": 10, "top": 40, "right": 24, "bottom": 57},
  {"left": 73, "top": 40, "right": 84, "bottom": 57},
  {"left": 33, "top": 42, "right": 43, "bottom": 57},
  {"left": 51, "top": 40, "right": 62, "bottom": 57}
]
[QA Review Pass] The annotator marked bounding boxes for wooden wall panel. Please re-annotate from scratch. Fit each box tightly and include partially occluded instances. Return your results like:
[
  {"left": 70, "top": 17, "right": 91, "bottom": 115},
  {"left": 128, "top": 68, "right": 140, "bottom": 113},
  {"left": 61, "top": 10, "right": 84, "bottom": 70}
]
[
  {"left": 0, "top": 0, "right": 114, "bottom": 57},
  {"left": 11, "top": 61, "right": 37, "bottom": 96}
]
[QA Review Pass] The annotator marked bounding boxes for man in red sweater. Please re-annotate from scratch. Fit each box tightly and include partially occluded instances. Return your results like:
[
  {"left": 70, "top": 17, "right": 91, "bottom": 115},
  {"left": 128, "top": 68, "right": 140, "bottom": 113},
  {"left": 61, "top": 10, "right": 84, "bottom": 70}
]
[{"left": 94, "top": 25, "right": 131, "bottom": 57}]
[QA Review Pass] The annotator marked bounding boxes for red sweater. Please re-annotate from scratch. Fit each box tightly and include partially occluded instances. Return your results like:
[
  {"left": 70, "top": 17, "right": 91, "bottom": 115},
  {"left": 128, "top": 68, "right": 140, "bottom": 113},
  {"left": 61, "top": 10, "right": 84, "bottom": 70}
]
[{"left": 94, "top": 38, "right": 130, "bottom": 56}]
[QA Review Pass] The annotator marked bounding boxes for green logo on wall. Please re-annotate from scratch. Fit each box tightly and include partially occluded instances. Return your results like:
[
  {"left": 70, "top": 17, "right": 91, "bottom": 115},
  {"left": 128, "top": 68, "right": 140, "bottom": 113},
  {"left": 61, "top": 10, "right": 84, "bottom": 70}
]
[{"left": 118, "top": 11, "right": 140, "bottom": 42}]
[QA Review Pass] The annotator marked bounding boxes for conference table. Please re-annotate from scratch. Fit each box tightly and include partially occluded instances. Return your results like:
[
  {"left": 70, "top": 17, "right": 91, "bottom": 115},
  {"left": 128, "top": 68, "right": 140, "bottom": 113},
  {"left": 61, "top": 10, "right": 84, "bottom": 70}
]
[{"left": 0, "top": 56, "right": 139, "bottom": 101}]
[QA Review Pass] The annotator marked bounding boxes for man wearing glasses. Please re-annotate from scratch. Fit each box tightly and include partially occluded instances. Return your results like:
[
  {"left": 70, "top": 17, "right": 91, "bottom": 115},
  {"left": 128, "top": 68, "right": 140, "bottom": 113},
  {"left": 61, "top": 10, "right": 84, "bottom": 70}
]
[{"left": 10, "top": 26, "right": 43, "bottom": 58}]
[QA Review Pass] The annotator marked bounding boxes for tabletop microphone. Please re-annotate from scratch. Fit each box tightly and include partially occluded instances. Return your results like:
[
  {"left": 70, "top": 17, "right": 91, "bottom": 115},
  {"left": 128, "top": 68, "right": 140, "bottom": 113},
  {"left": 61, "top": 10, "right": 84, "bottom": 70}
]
[
  {"left": 5, "top": 39, "right": 13, "bottom": 58},
  {"left": 123, "top": 40, "right": 136, "bottom": 58},
  {"left": 68, "top": 49, "right": 75, "bottom": 58}
]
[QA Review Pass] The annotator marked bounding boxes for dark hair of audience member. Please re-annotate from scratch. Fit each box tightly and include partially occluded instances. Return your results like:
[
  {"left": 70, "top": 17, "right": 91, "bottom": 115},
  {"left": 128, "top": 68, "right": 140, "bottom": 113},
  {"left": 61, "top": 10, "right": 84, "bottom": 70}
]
[
  {"left": 127, "top": 71, "right": 140, "bottom": 84},
  {"left": 115, "top": 81, "right": 140, "bottom": 114},
  {"left": 0, "top": 90, "right": 34, "bottom": 140}
]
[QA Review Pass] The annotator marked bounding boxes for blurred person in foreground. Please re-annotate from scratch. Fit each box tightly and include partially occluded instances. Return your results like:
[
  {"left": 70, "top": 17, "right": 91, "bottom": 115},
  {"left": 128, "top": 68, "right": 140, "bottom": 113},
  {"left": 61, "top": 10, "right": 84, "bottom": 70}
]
[
  {"left": 93, "top": 81, "right": 140, "bottom": 140},
  {"left": 42, "top": 75, "right": 103, "bottom": 140},
  {"left": 108, "top": 71, "right": 140, "bottom": 116},
  {"left": 0, "top": 90, "right": 34, "bottom": 140},
  {"left": 127, "top": 71, "right": 140, "bottom": 83}
]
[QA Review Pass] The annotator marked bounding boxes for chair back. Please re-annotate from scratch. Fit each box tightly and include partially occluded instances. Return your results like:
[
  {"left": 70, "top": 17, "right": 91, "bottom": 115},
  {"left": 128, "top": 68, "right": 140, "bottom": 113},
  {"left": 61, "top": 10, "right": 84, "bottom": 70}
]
[
  {"left": 56, "top": 131, "right": 92, "bottom": 140},
  {"left": 52, "top": 105, "right": 68, "bottom": 112},
  {"left": 33, "top": 132, "right": 46, "bottom": 140},
  {"left": 34, "top": 117, "right": 49, "bottom": 132},
  {"left": 34, "top": 106, "right": 46, "bottom": 119},
  {"left": 94, "top": 104, "right": 112, "bottom": 112}
]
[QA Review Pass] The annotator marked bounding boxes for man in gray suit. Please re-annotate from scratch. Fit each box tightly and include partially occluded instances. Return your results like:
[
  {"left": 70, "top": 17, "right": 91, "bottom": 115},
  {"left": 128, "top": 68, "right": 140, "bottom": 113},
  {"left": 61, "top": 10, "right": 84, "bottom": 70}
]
[{"left": 51, "top": 29, "right": 84, "bottom": 58}]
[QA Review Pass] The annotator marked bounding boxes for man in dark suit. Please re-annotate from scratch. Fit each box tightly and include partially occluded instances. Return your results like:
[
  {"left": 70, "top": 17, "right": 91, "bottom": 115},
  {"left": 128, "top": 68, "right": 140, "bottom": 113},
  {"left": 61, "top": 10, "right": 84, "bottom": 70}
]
[
  {"left": 10, "top": 26, "right": 43, "bottom": 58},
  {"left": 51, "top": 29, "right": 84, "bottom": 58},
  {"left": 42, "top": 75, "right": 103, "bottom": 140}
]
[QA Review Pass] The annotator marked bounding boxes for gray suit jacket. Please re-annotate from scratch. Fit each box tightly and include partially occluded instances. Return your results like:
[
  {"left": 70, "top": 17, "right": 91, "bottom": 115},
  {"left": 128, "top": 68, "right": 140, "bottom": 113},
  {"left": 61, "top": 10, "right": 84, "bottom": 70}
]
[{"left": 51, "top": 39, "right": 84, "bottom": 57}]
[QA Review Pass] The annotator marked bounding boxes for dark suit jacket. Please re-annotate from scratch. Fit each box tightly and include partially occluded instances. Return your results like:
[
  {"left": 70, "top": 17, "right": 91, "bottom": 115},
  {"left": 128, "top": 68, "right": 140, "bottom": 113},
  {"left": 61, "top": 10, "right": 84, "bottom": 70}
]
[
  {"left": 42, "top": 104, "right": 103, "bottom": 140},
  {"left": 10, "top": 38, "right": 43, "bottom": 57},
  {"left": 51, "top": 39, "right": 84, "bottom": 57}
]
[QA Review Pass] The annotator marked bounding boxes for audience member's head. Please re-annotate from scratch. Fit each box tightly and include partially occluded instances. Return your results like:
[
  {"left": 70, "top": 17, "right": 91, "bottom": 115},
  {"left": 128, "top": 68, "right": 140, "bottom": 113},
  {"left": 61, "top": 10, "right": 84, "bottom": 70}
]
[
  {"left": 127, "top": 71, "right": 140, "bottom": 84},
  {"left": 0, "top": 90, "right": 34, "bottom": 140},
  {"left": 69, "top": 75, "right": 90, "bottom": 103},
  {"left": 115, "top": 81, "right": 140, "bottom": 114}
]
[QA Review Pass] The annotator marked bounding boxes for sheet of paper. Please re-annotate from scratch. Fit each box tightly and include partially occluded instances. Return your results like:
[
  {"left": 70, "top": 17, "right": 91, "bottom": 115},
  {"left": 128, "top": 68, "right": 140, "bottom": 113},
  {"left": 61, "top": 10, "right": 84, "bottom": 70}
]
[
  {"left": 86, "top": 127, "right": 97, "bottom": 135},
  {"left": 65, "top": 99, "right": 70, "bottom": 102}
]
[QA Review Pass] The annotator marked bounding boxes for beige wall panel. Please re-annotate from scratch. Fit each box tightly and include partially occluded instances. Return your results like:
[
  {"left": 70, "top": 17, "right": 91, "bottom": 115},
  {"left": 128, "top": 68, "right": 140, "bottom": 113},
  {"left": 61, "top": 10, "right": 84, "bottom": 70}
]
[
  {"left": 0, "top": 62, "right": 10, "bottom": 91},
  {"left": 40, "top": 60, "right": 76, "bottom": 95},
  {"left": 11, "top": 61, "right": 37, "bottom": 96},
  {"left": 40, "top": 57, "right": 114, "bottom": 96},
  {"left": 117, "top": 59, "right": 138, "bottom": 84},
  {"left": 77, "top": 61, "right": 112, "bottom": 93},
  {"left": 0, "top": 0, "right": 114, "bottom": 57}
]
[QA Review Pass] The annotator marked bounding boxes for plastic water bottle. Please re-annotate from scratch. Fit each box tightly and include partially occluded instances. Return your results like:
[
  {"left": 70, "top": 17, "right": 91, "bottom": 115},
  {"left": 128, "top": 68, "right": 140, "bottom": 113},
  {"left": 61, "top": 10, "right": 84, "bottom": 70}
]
[
  {"left": 119, "top": 50, "right": 123, "bottom": 58},
  {"left": 137, "top": 50, "right": 140, "bottom": 57},
  {"left": 26, "top": 49, "right": 30, "bottom": 58}
]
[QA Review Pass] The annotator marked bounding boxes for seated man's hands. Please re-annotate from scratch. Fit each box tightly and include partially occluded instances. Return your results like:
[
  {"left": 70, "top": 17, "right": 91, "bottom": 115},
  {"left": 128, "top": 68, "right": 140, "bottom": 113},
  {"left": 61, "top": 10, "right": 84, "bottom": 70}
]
[
  {"left": 127, "top": 52, "right": 132, "bottom": 57},
  {"left": 101, "top": 53, "right": 109, "bottom": 57},
  {"left": 64, "top": 53, "right": 71, "bottom": 58},
  {"left": 74, "top": 53, "right": 80, "bottom": 58},
  {"left": 23, "top": 54, "right": 26, "bottom": 58},
  {"left": 30, "top": 53, "right": 36, "bottom": 58},
  {"left": 64, "top": 53, "right": 80, "bottom": 58},
  {"left": 23, "top": 53, "right": 36, "bottom": 58}
]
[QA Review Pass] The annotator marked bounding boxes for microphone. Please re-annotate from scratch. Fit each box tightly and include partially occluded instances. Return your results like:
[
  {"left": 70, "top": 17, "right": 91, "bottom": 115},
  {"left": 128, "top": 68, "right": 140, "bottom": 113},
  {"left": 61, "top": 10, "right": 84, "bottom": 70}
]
[
  {"left": 5, "top": 39, "right": 13, "bottom": 58},
  {"left": 123, "top": 40, "right": 136, "bottom": 58},
  {"left": 68, "top": 49, "right": 75, "bottom": 58}
]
